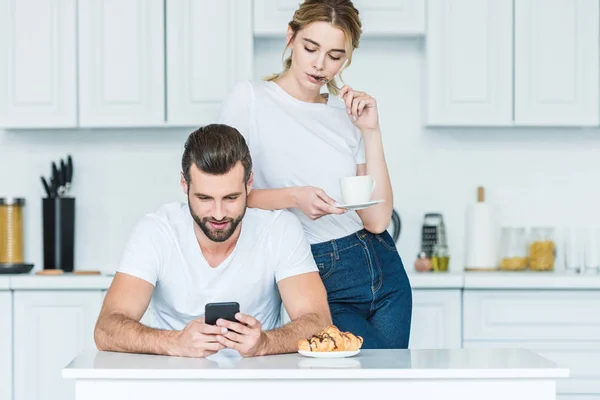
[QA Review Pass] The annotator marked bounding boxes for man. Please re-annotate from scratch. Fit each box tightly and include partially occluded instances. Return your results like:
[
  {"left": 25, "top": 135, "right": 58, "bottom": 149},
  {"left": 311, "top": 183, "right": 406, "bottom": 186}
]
[{"left": 94, "top": 124, "right": 331, "bottom": 358}]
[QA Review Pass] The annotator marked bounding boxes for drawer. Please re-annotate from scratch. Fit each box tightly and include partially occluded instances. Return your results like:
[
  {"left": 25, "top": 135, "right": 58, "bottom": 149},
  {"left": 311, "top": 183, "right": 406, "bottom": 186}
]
[
  {"left": 464, "top": 341, "right": 600, "bottom": 395},
  {"left": 464, "top": 290, "right": 600, "bottom": 340}
]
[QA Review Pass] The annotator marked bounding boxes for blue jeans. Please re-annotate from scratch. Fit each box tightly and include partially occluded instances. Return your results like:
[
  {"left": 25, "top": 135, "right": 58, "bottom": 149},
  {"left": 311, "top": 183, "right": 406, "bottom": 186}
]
[{"left": 310, "top": 229, "right": 412, "bottom": 349}]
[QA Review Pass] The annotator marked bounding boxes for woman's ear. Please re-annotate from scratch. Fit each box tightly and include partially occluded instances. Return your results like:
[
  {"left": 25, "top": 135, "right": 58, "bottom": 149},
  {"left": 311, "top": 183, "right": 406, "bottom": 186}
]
[{"left": 286, "top": 25, "right": 294, "bottom": 47}]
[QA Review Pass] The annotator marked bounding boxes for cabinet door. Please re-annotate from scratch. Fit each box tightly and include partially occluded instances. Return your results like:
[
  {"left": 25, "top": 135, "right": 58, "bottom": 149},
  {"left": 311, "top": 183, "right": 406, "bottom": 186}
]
[
  {"left": 409, "top": 289, "right": 462, "bottom": 349},
  {"left": 78, "top": 0, "right": 165, "bottom": 127},
  {"left": 166, "top": 0, "right": 253, "bottom": 125},
  {"left": 0, "top": 0, "right": 76, "bottom": 128},
  {"left": 426, "top": 0, "right": 513, "bottom": 126},
  {"left": 0, "top": 292, "right": 12, "bottom": 400},
  {"left": 514, "top": 0, "right": 599, "bottom": 126},
  {"left": 253, "top": 0, "right": 425, "bottom": 36},
  {"left": 13, "top": 291, "right": 103, "bottom": 400}
]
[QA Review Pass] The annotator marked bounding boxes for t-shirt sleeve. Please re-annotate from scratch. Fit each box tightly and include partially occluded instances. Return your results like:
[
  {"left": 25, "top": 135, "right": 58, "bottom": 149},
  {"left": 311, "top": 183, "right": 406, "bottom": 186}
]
[
  {"left": 217, "top": 80, "right": 255, "bottom": 145},
  {"left": 116, "top": 216, "right": 166, "bottom": 286},
  {"left": 355, "top": 133, "right": 366, "bottom": 165},
  {"left": 271, "top": 211, "right": 319, "bottom": 282}
]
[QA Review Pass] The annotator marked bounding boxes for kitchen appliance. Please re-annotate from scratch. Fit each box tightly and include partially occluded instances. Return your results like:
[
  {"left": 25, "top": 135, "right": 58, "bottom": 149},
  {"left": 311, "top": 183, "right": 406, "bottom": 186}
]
[
  {"left": 389, "top": 209, "right": 401, "bottom": 243},
  {"left": 415, "top": 213, "right": 449, "bottom": 272},
  {"left": 0, "top": 198, "right": 34, "bottom": 274}
]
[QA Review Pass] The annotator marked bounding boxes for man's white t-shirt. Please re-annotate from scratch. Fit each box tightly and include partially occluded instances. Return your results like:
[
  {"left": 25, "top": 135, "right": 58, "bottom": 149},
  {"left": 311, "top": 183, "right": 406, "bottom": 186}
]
[
  {"left": 117, "top": 203, "right": 318, "bottom": 332},
  {"left": 218, "top": 80, "right": 366, "bottom": 244}
]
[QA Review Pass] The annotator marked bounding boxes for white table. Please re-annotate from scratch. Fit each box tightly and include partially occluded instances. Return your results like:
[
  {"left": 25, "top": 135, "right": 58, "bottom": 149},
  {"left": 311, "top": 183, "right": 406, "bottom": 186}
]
[{"left": 63, "top": 348, "right": 569, "bottom": 400}]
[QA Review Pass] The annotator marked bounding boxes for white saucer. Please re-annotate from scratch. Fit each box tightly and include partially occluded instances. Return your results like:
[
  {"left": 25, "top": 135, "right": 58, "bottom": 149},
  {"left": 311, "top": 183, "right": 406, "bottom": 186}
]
[
  {"left": 298, "top": 350, "right": 360, "bottom": 358},
  {"left": 336, "top": 199, "right": 384, "bottom": 210}
]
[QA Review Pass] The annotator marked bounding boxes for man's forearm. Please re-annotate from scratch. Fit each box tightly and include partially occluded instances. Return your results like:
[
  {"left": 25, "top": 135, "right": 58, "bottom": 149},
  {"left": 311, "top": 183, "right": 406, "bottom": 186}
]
[
  {"left": 94, "top": 313, "right": 179, "bottom": 356},
  {"left": 259, "top": 311, "right": 331, "bottom": 356}
]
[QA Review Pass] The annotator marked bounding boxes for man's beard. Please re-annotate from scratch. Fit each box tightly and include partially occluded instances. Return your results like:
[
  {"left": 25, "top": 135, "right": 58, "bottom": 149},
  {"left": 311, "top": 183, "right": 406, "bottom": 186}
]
[{"left": 188, "top": 198, "right": 247, "bottom": 243}]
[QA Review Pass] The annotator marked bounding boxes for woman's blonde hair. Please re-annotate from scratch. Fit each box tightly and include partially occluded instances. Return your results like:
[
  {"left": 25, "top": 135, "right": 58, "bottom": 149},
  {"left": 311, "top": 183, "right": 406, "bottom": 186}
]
[{"left": 263, "top": 0, "right": 362, "bottom": 95}]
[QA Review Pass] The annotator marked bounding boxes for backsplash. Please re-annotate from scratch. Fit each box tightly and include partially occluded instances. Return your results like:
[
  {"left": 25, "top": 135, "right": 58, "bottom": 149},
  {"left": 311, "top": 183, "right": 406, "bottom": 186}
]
[{"left": 1, "top": 38, "right": 599, "bottom": 272}]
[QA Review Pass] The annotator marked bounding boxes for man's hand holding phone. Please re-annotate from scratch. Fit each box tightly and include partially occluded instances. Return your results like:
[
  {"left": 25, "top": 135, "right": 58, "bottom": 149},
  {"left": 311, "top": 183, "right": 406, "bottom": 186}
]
[
  {"left": 170, "top": 317, "right": 227, "bottom": 358},
  {"left": 215, "top": 312, "right": 267, "bottom": 357}
]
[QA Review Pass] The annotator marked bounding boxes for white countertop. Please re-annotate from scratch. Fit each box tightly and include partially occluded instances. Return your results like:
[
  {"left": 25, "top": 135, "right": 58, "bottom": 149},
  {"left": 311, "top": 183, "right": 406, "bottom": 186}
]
[
  {"left": 63, "top": 348, "right": 569, "bottom": 380},
  {"left": 0, "top": 276, "right": 9, "bottom": 290},
  {"left": 0, "top": 273, "right": 114, "bottom": 290},
  {"left": 463, "top": 270, "right": 600, "bottom": 289},
  {"left": 408, "top": 272, "right": 464, "bottom": 288},
  {"left": 1, "top": 270, "right": 599, "bottom": 290}
]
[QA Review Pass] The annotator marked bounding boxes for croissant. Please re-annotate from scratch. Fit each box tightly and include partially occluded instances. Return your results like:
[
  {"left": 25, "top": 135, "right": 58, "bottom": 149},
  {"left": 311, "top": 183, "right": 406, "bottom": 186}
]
[{"left": 298, "top": 325, "right": 363, "bottom": 352}]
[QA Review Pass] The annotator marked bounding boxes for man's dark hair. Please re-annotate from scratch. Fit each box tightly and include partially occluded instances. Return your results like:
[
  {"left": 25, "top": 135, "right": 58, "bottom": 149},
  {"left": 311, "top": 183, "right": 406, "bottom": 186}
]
[{"left": 181, "top": 124, "right": 252, "bottom": 185}]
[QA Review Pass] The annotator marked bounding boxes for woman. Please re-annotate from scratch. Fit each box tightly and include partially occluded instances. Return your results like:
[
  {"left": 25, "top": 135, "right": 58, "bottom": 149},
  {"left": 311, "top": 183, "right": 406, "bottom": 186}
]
[{"left": 218, "top": 0, "right": 412, "bottom": 349}]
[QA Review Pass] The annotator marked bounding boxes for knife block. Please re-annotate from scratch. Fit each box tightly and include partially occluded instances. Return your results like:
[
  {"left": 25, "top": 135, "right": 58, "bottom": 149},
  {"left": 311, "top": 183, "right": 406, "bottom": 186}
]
[{"left": 42, "top": 198, "right": 75, "bottom": 272}]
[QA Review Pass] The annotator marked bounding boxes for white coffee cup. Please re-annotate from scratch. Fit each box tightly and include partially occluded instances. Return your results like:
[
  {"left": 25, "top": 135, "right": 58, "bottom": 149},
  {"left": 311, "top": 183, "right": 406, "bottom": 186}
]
[{"left": 339, "top": 175, "right": 376, "bottom": 204}]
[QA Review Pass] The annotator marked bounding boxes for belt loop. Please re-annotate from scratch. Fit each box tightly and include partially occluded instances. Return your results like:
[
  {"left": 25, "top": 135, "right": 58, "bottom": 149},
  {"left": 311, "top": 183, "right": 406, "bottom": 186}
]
[{"left": 331, "top": 240, "right": 340, "bottom": 261}]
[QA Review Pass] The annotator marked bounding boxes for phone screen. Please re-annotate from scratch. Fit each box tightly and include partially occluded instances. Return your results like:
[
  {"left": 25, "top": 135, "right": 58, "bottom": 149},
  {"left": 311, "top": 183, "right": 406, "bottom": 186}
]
[{"left": 204, "top": 302, "right": 240, "bottom": 325}]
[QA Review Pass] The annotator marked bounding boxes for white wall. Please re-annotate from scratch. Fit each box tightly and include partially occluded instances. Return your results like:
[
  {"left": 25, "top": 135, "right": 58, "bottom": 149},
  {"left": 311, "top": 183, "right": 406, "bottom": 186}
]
[{"left": 1, "top": 37, "right": 598, "bottom": 273}]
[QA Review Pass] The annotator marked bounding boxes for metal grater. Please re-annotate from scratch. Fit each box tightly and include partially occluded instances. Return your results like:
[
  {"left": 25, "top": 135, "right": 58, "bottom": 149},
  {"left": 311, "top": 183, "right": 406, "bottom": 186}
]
[{"left": 420, "top": 213, "right": 445, "bottom": 257}]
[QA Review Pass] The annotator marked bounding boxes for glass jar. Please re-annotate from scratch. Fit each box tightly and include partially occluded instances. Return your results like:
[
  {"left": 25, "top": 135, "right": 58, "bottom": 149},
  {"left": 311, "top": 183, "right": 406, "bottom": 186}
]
[
  {"left": 499, "top": 227, "right": 528, "bottom": 271},
  {"left": 0, "top": 198, "right": 25, "bottom": 264},
  {"left": 528, "top": 227, "right": 555, "bottom": 271},
  {"left": 431, "top": 244, "right": 450, "bottom": 272}
]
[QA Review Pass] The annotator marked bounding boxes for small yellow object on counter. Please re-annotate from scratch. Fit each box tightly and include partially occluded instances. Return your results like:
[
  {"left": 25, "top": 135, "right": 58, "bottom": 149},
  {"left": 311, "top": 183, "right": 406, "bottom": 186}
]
[
  {"left": 529, "top": 241, "right": 555, "bottom": 271},
  {"left": 500, "top": 257, "right": 528, "bottom": 271}
]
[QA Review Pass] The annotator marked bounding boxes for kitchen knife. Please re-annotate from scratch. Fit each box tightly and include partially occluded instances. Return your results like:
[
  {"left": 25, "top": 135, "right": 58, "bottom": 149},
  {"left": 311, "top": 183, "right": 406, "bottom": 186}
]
[
  {"left": 40, "top": 176, "right": 52, "bottom": 198},
  {"left": 66, "top": 155, "right": 73, "bottom": 194}
]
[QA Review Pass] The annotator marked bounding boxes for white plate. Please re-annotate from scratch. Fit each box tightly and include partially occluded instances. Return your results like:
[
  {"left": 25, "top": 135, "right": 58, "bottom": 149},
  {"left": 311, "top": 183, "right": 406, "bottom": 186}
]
[
  {"left": 298, "top": 350, "right": 360, "bottom": 358},
  {"left": 336, "top": 199, "right": 384, "bottom": 210}
]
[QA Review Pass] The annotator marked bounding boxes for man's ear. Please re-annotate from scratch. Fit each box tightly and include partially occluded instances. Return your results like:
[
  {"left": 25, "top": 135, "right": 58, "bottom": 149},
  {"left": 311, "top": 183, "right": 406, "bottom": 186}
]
[
  {"left": 180, "top": 172, "right": 188, "bottom": 194},
  {"left": 246, "top": 171, "right": 254, "bottom": 196}
]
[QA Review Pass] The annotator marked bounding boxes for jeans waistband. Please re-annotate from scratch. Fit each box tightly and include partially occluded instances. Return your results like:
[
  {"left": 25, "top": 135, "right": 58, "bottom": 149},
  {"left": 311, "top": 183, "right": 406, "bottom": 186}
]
[{"left": 310, "top": 229, "right": 375, "bottom": 259}]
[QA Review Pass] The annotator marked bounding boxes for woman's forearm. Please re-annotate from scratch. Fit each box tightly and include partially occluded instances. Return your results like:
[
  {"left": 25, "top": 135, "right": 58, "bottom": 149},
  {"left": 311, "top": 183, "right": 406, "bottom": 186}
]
[
  {"left": 248, "top": 187, "right": 299, "bottom": 210},
  {"left": 357, "top": 128, "right": 394, "bottom": 233}
]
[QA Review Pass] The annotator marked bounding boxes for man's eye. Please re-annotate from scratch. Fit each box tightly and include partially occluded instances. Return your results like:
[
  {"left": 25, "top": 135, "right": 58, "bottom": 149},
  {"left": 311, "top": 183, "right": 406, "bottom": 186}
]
[
  {"left": 304, "top": 47, "right": 316, "bottom": 53},
  {"left": 225, "top": 196, "right": 239, "bottom": 201}
]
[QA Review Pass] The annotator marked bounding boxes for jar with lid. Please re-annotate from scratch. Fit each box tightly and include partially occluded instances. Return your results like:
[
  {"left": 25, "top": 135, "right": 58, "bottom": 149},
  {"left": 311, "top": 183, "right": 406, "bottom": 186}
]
[
  {"left": 499, "top": 227, "right": 528, "bottom": 271},
  {"left": 528, "top": 227, "right": 555, "bottom": 271},
  {"left": 0, "top": 198, "right": 25, "bottom": 264}
]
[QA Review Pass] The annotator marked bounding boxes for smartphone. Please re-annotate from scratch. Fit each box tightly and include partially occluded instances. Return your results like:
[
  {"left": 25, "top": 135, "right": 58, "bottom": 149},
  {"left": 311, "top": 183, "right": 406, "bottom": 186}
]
[{"left": 204, "top": 302, "right": 240, "bottom": 325}]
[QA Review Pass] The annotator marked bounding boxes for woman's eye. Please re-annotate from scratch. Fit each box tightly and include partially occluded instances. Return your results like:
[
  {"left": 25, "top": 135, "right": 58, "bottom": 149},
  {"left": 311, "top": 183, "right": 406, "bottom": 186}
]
[
  {"left": 304, "top": 47, "right": 316, "bottom": 53},
  {"left": 329, "top": 55, "right": 341, "bottom": 61}
]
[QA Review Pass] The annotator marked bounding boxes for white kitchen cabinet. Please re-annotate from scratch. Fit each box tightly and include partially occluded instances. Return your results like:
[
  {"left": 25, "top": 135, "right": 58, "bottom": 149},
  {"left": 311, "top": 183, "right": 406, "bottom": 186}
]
[
  {"left": 514, "top": 0, "right": 599, "bottom": 126},
  {"left": 464, "top": 290, "right": 600, "bottom": 398},
  {"left": 166, "top": 0, "right": 253, "bottom": 126},
  {"left": 0, "top": 0, "right": 77, "bottom": 128},
  {"left": 426, "top": 0, "right": 513, "bottom": 126},
  {"left": 0, "top": 291, "right": 12, "bottom": 400},
  {"left": 13, "top": 291, "right": 103, "bottom": 400},
  {"left": 465, "top": 341, "right": 600, "bottom": 396},
  {"left": 253, "top": 0, "right": 425, "bottom": 36},
  {"left": 409, "top": 289, "right": 461, "bottom": 349},
  {"left": 78, "top": 0, "right": 165, "bottom": 127}
]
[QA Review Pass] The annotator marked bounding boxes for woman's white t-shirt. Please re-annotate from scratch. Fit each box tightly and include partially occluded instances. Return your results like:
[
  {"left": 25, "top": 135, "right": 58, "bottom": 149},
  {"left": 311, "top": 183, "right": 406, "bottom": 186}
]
[{"left": 218, "top": 80, "right": 366, "bottom": 244}]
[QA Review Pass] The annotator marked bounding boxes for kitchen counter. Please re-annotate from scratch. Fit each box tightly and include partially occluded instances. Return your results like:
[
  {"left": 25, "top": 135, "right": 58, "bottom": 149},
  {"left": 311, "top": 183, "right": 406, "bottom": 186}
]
[
  {"left": 0, "top": 273, "right": 114, "bottom": 290},
  {"left": 63, "top": 348, "right": 568, "bottom": 400},
  {"left": 408, "top": 272, "right": 464, "bottom": 288},
  {"left": 1, "top": 270, "right": 599, "bottom": 290},
  {"left": 0, "top": 276, "right": 9, "bottom": 290},
  {"left": 463, "top": 271, "right": 600, "bottom": 289}
]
